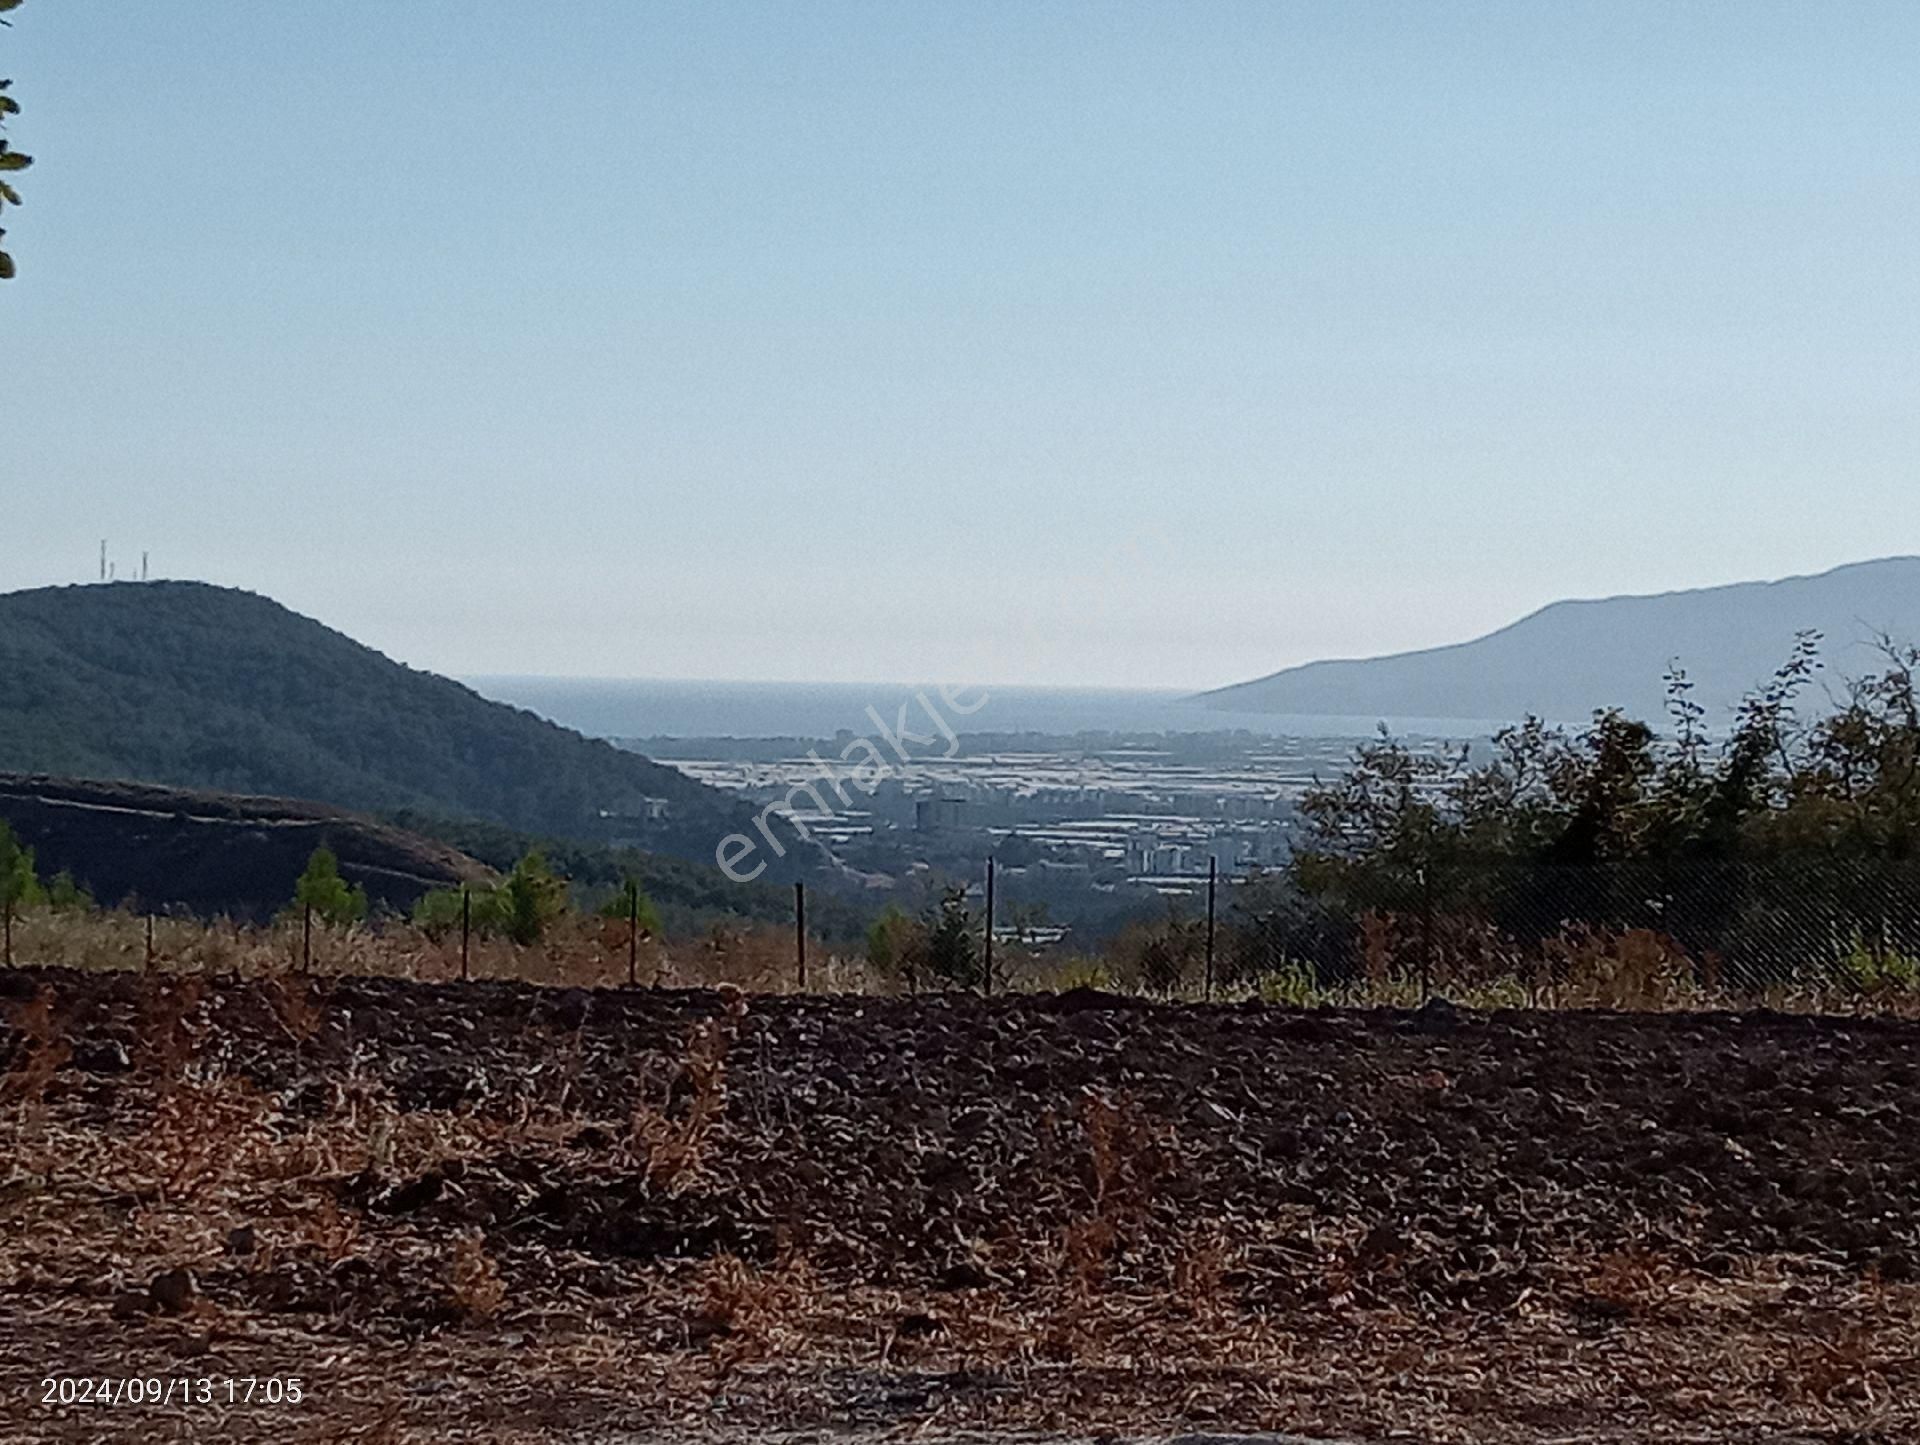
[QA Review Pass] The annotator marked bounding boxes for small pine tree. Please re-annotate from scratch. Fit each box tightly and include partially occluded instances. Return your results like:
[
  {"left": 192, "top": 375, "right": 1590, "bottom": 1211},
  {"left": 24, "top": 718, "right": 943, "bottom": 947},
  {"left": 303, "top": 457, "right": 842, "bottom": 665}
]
[
  {"left": 923, "top": 886, "right": 982, "bottom": 991},
  {"left": 0, "top": 820, "right": 42, "bottom": 912},
  {"left": 291, "top": 846, "right": 369, "bottom": 927},
  {"left": 498, "top": 850, "right": 567, "bottom": 945}
]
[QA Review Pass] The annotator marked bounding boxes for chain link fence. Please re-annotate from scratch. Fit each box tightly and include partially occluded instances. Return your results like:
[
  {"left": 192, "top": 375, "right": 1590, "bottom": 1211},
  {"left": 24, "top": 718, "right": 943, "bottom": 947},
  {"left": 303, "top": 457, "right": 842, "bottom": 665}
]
[{"left": 1219, "top": 857, "right": 1920, "bottom": 998}]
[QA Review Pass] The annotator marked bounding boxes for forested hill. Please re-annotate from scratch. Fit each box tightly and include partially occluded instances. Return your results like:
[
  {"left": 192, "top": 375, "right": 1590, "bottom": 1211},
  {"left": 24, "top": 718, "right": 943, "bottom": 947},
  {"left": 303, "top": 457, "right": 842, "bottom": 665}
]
[{"left": 0, "top": 582, "right": 822, "bottom": 878}]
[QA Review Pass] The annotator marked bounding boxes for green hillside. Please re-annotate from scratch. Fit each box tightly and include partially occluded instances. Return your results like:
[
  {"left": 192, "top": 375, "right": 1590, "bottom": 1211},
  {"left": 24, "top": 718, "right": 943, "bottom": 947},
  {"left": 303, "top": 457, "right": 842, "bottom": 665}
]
[{"left": 0, "top": 581, "right": 823, "bottom": 879}]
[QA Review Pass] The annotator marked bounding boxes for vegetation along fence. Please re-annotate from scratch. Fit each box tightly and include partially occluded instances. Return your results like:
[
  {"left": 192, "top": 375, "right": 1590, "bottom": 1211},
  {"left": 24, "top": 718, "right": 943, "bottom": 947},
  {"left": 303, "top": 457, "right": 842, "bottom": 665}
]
[{"left": 1215, "top": 856, "right": 1920, "bottom": 1001}]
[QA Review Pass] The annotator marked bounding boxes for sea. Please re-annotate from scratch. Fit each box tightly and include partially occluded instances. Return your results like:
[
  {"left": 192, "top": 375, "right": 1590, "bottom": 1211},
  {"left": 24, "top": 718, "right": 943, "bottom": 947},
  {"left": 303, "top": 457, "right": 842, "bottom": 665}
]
[{"left": 464, "top": 676, "right": 1497, "bottom": 744}]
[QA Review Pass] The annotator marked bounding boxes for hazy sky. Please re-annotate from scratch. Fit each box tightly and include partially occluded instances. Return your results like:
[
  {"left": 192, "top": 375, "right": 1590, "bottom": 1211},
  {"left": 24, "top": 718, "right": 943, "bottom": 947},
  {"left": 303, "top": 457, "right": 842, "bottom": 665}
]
[{"left": 4, "top": 2, "right": 1915, "bottom": 688}]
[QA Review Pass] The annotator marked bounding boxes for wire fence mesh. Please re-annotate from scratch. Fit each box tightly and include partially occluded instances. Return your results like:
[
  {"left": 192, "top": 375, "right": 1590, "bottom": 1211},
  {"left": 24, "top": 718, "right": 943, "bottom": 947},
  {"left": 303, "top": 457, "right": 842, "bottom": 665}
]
[{"left": 1220, "top": 857, "right": 1920, "bottom": 998}]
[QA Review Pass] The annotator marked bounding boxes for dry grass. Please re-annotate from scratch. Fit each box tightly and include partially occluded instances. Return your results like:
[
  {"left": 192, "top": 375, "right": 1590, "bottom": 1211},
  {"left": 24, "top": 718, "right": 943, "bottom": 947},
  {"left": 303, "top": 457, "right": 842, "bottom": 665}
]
[
  {"left": 8, "top": 906, "right": 858, "bottom": 994},
  {"left": 12, "top": 903, "right": 1920, "bottom": 1042}
]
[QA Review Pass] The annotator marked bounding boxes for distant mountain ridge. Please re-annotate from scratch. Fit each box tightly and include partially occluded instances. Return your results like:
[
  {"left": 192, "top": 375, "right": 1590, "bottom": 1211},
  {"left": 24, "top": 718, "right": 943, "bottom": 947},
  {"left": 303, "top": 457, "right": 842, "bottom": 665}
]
[
  {"left": 0, "top": 581, "right": 823, "bottom": 878},
  {"left": 1197, "top": 558, "right": 1920, "bottom": 724}
]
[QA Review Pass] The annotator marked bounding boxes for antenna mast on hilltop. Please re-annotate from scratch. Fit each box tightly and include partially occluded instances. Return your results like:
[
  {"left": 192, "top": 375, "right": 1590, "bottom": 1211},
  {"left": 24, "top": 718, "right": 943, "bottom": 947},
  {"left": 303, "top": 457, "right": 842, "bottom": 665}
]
[
  {"left": 98, "top": 540, "right": 106, "bottom": 582},
  {"left": 141, "top": 551, "right": 149, "bottom": 582}
]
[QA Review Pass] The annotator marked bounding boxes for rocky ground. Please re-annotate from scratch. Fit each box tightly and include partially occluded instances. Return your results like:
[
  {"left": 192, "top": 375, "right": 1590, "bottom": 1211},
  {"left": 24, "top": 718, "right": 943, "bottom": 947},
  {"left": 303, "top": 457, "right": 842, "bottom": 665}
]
[{"left": 2, "top": 965, "right": 1918, "bottom": 1443}]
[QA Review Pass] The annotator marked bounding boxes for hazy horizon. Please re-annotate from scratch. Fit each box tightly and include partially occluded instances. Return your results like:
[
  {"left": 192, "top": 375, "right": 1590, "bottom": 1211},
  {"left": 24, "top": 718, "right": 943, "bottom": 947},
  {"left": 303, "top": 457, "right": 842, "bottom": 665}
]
[
  {"left": 463, "top": 672, "right": 1508, "bottom": 742},
  {"left": 7, "top": 2, "right": 1917, "bottom": 687}
]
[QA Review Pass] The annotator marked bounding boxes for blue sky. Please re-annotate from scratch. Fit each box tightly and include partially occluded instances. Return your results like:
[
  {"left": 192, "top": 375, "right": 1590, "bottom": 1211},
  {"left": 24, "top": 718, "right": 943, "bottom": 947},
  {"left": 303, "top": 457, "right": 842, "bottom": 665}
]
[{"left": 4, "top": 1, "right": 1915, "bottom": 687}]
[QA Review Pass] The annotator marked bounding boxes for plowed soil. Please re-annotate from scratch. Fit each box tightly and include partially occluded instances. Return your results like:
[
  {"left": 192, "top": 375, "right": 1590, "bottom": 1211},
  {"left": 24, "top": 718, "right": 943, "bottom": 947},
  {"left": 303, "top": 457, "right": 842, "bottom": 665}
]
[{"left": 3, "top": 965, "right": 1918, "bottom": 1443}]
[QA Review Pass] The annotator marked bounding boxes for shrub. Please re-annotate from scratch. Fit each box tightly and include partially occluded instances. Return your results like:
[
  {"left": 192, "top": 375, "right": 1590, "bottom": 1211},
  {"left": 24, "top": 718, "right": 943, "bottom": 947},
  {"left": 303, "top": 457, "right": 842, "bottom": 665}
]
[
  {"left": 596, "top": 878, "right": 662, "bottom": 938},
  {"left": 415, "top": 850, "right": 568, "bottom": 946},
  {"left": 413, "top": 885, "right": 478, "bottom": 938},
  {"left": 1113, "top": 906, "right": 1206, "bottom": 996},
  {"left": 1055, "top": 957, "right": 1114, "bottom": 992},
  {"left": 864, "top": 903, "right": 925, "bottom": 990},
  {"left": 1835, "top": 930, "right": 1920, "bottom": 994},
  {"left": 44, "top": 870, "right": 93, "bottom": 913},
  {"left": 1254, "top": 960, "right": 1330, "bottom": 1007}
]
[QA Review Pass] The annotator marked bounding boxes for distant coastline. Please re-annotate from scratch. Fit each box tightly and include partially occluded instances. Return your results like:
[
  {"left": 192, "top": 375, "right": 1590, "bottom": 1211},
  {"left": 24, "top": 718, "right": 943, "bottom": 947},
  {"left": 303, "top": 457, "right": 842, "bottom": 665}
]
[{"left": 465, "top": 676, "right": 1501, "bottom": 744}]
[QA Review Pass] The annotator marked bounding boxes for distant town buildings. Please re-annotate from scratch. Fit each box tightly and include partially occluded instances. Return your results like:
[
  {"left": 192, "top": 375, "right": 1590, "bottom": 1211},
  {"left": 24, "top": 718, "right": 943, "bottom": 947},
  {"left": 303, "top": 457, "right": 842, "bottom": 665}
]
[
  {"left": 914, "top": 797, "right": 969, "bottom": 832},
  {"left": 598, "top": 797, "right": 671, "bottom": 823},
  {"left": 657, "top": 732, "right": 1338, "bottom": 893}
]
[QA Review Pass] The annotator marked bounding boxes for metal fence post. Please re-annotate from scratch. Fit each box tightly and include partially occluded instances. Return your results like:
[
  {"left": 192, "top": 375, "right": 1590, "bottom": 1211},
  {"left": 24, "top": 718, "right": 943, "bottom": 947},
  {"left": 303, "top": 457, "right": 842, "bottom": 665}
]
[
  {"left": 2, "top": 899, "right": 11, "bottom": 969},
  {"left": 301, "top": 901, "right": 312, "bottom": 974},
  {"left": 983, "top": 857, "right": 996, "bottom": 996},
  {"left": 145, "top": 913, "right": 155, "bottom": 973},
  {"left": 1418, "top": 863, "right": 1434, "bottom": 1003},
  {"left": 627, "top": 882, "right": 639, "bottom": 988},
  {"left": 460, "top": 886, "right": 471, "bottom": 982},
  {"left": 1205, "top": 857, "right": 1217, "bottom": 1001},
  {"left": 795, "top": 881, "right": 807, "bottom": 992}
]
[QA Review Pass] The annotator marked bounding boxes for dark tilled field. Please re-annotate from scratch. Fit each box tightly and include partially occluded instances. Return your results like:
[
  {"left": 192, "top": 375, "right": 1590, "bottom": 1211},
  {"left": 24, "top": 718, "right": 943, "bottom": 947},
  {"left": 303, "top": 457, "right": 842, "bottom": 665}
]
[{"left": 2, "top": 966, "right": 1917, "bottom": 1443}]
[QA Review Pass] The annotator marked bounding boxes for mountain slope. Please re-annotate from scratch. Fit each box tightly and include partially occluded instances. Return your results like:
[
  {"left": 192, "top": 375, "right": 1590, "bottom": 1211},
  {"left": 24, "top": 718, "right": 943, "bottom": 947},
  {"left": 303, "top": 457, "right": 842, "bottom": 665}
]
[
  {"left": 0, "top": 773, "right": 490, "bottom": 921},
  {"left": 0, "top": 582, "right": 821, "bottom": 877},
  {"left": 1197, "top": 558, "right": 1920, "bottom": 723}
]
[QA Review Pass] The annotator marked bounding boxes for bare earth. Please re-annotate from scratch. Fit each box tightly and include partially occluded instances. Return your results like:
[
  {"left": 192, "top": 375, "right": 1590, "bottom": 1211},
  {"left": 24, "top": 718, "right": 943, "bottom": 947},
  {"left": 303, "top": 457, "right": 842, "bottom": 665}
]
[{"left": 2, "top": 965, "right": 1917, "bottom": 1443}]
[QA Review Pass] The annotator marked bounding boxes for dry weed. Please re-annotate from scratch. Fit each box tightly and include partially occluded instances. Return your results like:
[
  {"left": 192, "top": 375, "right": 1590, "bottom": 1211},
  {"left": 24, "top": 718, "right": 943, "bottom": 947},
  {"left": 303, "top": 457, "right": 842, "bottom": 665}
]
[
  {"left": 687, "top": 1250, "right": 815, "bottom": 1369},
  {"left": 2, "top": 985, "right": 71, "bottom": 1108},
  {"left": 1546, "top": 926, "right": 1699, "bottom": 1010},
  {"left": 629, "top": 1006, "right": 739, "bottom": 1190},
  {"left": 145, "top": 1076, "right": 273, "bottom": 1200},
  {"left": 136, "top": 973, "right": 205, "bottom": 1083},
  {"left": 1057, "top": 1090, "right": 1177, "bottom": 1297},
  {"left": 264, "top": 969, "right": 329, "bottom": 1042},
  {"left": 449, "top": 1229, "right": 506, "bottom": 1319},
  {"left": 1580, "top": 1245, "right": 1674, "bottom": 1319},
  {"left": 303, "top": 1191, "right": 363, "bottom": 1261},
  {"left": 1782, "top": 1324, "right": 1891, "bottom": 1405}
]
